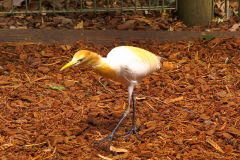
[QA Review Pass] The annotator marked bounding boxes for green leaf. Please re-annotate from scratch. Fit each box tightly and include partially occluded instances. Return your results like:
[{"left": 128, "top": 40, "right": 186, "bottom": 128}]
[
  {"left": 48, "top": 84, "right": 65, "bottom": 90},
  {"left": 202, "top": 35, "right": 215, "bottom": 40},
  {"left": 40, "top": 50, "right": 45, "bottom": 55}
]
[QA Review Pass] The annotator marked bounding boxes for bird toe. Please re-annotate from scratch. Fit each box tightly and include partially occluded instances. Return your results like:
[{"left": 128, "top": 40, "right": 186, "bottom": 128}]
[{"left": 93, "top": 133, "right": 115, "bottom": 151}]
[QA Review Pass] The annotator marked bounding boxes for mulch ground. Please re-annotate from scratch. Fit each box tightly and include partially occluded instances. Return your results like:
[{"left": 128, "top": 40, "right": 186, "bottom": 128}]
[{"left": 0, "top": 38, "right": 240, "bottom": 159}]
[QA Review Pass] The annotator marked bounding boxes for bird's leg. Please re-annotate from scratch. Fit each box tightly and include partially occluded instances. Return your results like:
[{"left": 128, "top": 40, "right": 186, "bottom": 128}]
[
  {"left": 93, "top": 83, "right": 135, "bottom": 151},
  {"left": 122, "top": 94, "right": 141, "bottom": 141}
]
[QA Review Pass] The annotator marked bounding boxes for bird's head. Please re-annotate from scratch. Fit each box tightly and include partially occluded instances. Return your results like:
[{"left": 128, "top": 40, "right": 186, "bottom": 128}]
[{"left": 60, "top": 50, "right": 97, "bottom": 71}]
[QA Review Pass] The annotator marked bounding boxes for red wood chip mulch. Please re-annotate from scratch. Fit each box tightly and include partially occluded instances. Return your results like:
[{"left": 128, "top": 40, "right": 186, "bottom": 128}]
[{"left": 0, "top": 38, "right": 239, "bottom": 159}]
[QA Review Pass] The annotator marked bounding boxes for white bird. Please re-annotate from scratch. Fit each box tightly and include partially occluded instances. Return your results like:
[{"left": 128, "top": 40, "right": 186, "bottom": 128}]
[{"left": 61, "top": 46, "right": 161, "bottom": 150}]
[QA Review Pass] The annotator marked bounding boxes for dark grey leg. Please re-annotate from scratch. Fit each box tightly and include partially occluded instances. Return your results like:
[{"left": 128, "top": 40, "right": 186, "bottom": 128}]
[{"left": 122, "top": 94, "right": 141, "bottom": 141}]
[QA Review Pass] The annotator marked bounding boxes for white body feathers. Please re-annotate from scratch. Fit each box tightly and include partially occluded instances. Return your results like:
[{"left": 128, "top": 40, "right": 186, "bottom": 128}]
[{"left": 102, "top": 46, "right": 161, "bottom": 85}]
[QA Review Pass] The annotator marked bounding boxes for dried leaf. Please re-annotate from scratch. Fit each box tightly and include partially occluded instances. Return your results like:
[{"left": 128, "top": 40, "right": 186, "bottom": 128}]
[
  {"left": 229, "top": 23, "right": 240, "bottom": 32},
  {"left": 74, "top": 21, "right": 84, "bottom": 29},
  {"left": 110, "top": 146, "right": 128, "bottom": 153},
  {"left": 38, "top": 66, "right": 50, "bottom": 73},
  {"left": 117, "top": 20, "right": 135, "bottom": 30},
  {"left": 13, "top": 0, "right": 24, "bottom": 7},
  {"left": 3, "top": 0, "right": 24, "bottom": 9},
  {"left": 61, "top": 45, "right": 72, "bottom": 50},
  {"left": 135, "top": 17, "right": 152, "bottom": 25},
  {"left": 64, "top": 80, "right": 76, "bottom": 87}
]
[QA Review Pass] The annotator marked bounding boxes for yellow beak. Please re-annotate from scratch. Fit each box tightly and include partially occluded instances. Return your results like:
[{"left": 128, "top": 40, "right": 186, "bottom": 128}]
[{"left": 60, "top": 60, "right": 76, "bottom": 71}]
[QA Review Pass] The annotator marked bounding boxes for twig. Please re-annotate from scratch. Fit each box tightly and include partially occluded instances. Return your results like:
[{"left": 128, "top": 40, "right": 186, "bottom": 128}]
[
  {"left": 41, "top": 60, "right": 62, "bottom": 66},
  {"left": 24, "top": 72, "right": 31, "bottom": 83},
  {"left": 32, "top": 76, "right": 49, "bottom": 83},
  {"left": 0, "top": 113, "right": 9, "bottom": 122},
  {"left": 0, "top": 83, "right": 22, "bottom": 89},
  {"left": 230, "top": 59, "right": 240, "bottom": 69},
  {"left": 47, "top": 56, "right": 70, "bottom": 60},
  {"left": 32, "top": 153, "right": 44, "bottom": 160},
  {"left": 137, "top": 94, "right": 169, "bottom": 105},
  {"left": 0, "top": 51, "right": 17, "bottom": 55},
  {"left": 24, "top": 142, "right": 47, "bottom": 147},
  {"left": 210, "top": 42, "right": 219, "bottom": 48},
  {"left": 44, "top": 146, "right": 57, "bottom": 159}
]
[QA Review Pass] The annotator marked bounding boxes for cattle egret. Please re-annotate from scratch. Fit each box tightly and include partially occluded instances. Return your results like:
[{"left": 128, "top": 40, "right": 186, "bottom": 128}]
[{"left": 61, "top": 46, "right": 161, "bottom": 150}]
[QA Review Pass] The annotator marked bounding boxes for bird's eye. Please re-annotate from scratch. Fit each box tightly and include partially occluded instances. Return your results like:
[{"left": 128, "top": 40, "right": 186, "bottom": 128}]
[{"left": 74, "top": 58, "right": 83, "bottom": 66}]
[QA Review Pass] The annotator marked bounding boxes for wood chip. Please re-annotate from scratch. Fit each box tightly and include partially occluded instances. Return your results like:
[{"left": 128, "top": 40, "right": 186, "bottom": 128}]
[{"left": 206, "top": 137, "right": 224, "bottom": 153}]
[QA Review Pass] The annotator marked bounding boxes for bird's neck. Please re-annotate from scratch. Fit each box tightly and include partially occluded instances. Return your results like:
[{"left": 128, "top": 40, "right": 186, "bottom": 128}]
[{"left": 87, "top": 52, "right": 117, "bottom": 80}]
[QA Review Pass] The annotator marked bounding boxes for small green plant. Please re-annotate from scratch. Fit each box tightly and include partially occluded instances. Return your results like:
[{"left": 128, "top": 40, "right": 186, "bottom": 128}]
[
  {"left": 48, "top": 84, "right": 65, "bottom": 90},
  {"left": 40, "top": 50, "right": 45, "bottom": 55},
  {"left": 202, "top": 35, "right": 215, "bottom": 40}
]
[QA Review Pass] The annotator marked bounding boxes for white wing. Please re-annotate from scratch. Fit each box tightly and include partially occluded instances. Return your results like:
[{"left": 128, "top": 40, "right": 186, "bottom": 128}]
[{"left": 105, "top": 46, "right": 159, "bottom": 82}]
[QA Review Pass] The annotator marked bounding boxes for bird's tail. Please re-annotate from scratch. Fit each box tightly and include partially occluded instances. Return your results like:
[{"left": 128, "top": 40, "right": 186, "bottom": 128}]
[{"left": 157, "top": 56, "right": 163, "bottom": 69}]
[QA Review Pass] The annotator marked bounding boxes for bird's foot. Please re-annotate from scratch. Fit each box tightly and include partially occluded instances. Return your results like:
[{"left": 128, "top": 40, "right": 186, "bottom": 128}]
[
  {"left": 93, "top": 133, "right": 115, "bottom": 151},
  {"left": 117, "top": 124, "right": 141, "bottom": 141}
]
